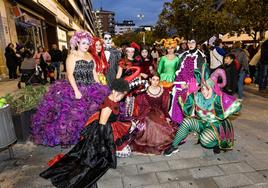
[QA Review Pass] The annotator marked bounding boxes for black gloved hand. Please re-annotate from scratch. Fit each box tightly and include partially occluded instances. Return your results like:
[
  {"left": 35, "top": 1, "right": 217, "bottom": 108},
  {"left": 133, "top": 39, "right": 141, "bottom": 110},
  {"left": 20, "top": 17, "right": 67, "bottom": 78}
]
[
  {"left": 99, "top": 124, "right": 106, "bottom": 153},
  {"left": 115, "top": 138, "right": 123, "bottom": 146}
]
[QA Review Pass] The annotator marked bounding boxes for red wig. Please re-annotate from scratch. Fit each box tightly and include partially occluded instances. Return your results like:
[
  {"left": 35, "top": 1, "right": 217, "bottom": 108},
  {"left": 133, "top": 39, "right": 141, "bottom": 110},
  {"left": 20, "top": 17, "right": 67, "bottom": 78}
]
[{"left": 89, "top": 37, "right": 109, "bottom": 73}]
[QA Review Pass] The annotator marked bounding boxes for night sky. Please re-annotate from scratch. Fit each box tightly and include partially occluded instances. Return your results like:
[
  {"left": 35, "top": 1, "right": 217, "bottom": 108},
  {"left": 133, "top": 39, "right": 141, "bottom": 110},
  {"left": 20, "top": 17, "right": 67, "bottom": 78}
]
[{"left": 92, "top": 0, "right": 172, "bottom": 26}]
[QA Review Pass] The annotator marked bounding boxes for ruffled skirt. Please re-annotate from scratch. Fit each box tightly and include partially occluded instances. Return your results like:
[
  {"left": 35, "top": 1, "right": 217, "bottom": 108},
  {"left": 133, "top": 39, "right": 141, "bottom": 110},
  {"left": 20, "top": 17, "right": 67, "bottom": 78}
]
[
  {"left": 31, "top": 80, "right": 110, "bottom": 146},
  {"left": 131, "top": 109, "right": 177, "bottom": 154}
]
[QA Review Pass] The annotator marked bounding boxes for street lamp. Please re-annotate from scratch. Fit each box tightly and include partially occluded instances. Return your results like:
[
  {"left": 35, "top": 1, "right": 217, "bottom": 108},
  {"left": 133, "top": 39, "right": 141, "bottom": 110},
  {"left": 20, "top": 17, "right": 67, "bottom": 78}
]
[
  {"left": 137, "top": 13, "right": 145, "bottom": 44},
  {"left": 137, "top": 13, "right": 144, "bottom": 20}
]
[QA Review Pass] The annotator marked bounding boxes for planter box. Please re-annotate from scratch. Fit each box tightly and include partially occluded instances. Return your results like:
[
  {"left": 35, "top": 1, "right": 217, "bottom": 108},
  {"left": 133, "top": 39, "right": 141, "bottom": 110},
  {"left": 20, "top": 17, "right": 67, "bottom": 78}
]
[
  {"left": 12, "top": 109, "right": 36, "bottom": 142},
  {"left": 0, "top": 105, "right": 17, "bottom": 148}
]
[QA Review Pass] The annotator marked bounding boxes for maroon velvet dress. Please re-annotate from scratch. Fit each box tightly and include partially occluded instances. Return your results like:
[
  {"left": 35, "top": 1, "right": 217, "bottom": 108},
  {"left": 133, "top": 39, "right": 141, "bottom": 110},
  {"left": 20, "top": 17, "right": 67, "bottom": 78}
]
[
  {"left": 130, "top": 88, "right": 177, "bottom": 154},
  {"left": 140, "top": 59, "right": 153, "bottom": 77}
]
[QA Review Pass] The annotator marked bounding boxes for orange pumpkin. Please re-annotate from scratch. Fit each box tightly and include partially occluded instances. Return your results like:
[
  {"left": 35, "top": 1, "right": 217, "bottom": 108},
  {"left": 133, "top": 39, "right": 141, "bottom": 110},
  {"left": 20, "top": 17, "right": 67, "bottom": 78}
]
[
  {"left": 160, "top": 81, "right": 173, "bottom": 88},
  {"left": 49, "top": 72, "right": 55, "bottom": 77},
  {"left": 244, "top": 77, "right": 252, "bottom": 85}
]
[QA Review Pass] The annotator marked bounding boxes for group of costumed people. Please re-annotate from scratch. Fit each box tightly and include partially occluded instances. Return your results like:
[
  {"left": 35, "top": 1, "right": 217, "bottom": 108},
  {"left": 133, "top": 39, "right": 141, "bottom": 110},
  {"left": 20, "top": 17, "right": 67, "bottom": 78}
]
[{"left": 30, "top": 31, "right": 242, "bottom": 187}]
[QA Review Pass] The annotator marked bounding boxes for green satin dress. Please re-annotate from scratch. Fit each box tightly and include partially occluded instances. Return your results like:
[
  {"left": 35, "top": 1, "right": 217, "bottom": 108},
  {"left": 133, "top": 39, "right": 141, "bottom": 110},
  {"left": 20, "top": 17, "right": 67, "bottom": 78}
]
[{"left": 157, "top": 56, "right": 180, "bottom": 83}]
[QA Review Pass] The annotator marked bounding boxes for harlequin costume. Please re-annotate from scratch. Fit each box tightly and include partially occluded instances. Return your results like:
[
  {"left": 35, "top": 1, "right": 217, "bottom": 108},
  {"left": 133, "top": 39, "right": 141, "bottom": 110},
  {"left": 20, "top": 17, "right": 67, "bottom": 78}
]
[
  {"left": 164, "top": 69, "right": 241, "bottom": 156},
  {"left": 169, "top": 41, "right": 209, "bottom": 123}
]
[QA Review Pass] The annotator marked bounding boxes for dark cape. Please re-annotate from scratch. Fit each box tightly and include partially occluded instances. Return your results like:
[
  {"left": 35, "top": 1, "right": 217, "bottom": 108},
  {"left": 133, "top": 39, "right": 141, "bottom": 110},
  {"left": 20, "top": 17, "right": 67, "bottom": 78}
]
[{"left": 40, "top": 97, "right": 119, "bottom": 188}]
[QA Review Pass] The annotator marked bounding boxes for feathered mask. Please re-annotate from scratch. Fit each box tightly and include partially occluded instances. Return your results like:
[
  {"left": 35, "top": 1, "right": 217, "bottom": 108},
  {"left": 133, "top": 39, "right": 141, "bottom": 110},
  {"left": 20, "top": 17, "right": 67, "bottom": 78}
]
[{"left": 155, "top": 37, "right": 184, "bottom": 48}]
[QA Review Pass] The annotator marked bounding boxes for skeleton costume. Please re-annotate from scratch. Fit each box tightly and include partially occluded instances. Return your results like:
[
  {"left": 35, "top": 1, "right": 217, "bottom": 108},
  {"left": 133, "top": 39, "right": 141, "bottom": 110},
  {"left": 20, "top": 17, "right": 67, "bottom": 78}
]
[{"left": 103, "top": 33, "right": 121, "bottom": 87}]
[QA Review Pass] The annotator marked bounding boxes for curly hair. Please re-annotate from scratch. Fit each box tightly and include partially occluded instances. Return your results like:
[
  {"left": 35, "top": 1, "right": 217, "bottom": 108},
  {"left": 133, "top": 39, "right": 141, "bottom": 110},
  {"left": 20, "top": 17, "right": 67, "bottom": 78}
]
[
  {"left": 89, "top": 37, "right": 109, "bottom": 73},
  {"left": 110, "top": 78, "right": 130, "bottom": 92},
  {"left": 69, "top": 31, "right": 93, "bottom": 50}
]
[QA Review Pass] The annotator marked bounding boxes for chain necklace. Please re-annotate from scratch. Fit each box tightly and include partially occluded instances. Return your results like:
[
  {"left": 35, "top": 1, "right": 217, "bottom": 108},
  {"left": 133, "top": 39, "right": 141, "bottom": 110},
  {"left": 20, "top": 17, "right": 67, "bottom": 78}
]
[{"left": 146, "top": 86, "right": 163, "bottom": 98}]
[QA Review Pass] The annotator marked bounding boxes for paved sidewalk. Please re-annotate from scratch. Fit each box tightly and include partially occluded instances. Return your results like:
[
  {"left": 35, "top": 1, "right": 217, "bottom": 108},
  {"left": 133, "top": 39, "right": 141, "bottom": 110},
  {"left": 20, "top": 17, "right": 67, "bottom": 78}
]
[
  {"left": 244, "top": 84, "right": 268, "bottom": 98},
  {"left": 0, "top": 91, "right": 268, "bottom": 188},
  {"left": 0, "top": 79, "right": 20, "bottom": 97}
]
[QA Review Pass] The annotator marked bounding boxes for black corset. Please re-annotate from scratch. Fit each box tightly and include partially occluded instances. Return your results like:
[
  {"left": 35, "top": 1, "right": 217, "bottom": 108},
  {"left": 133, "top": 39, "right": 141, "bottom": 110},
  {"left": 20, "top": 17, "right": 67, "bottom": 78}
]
[{"left": 73, "top": 60, "right": 95, "bottom": 85}]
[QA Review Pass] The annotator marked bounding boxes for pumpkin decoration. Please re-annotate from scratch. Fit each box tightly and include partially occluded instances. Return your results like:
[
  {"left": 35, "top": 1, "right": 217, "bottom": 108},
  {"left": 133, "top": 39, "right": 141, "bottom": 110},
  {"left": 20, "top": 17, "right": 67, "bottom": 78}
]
[
  {"left": 244, "top": 76, "right": 252, "bottom": 85},
  {"left": 160, "top": 80, "right": 173, "bottom": 88},
  {"left": 49, "top": 72, "right": 55, "bottom": 77}
]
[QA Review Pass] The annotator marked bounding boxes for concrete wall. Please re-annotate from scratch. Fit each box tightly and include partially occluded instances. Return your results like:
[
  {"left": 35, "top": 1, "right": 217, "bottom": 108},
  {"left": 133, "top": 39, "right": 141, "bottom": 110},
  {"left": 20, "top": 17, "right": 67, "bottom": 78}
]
[{"left": 0, "top": 0, "right": 18, "bottom": 78}]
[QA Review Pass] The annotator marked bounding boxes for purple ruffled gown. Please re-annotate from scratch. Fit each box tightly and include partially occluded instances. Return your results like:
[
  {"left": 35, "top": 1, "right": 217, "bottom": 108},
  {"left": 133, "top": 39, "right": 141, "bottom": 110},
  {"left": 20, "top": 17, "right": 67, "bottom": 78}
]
[{"left": 31, "top": 60, "right": 110, "bottom": 147}]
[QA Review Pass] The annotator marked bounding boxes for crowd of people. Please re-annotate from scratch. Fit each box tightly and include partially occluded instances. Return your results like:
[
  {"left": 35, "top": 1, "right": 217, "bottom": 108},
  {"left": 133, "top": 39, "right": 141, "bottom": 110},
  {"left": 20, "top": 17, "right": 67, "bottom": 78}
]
[
  {"left": 200, "top": 38, "right": 268, "bottom": 95},
  {"left": 4, "top": 42, "right": 69, "bottom": 84},
  {"left": 7, "top": 30, "right": 268, "bottom": 187}
]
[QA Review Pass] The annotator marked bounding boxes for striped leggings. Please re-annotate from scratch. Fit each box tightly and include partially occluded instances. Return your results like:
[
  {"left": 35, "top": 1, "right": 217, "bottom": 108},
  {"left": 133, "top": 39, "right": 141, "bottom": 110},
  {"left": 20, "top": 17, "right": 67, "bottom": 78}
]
[{"left": 172, "top": 118, "right": 218, "bottom": 148}]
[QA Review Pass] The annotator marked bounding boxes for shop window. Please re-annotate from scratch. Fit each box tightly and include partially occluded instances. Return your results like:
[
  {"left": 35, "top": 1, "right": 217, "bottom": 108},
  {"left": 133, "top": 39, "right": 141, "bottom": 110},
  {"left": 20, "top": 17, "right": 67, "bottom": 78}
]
[{"left": 15, "top": 16, "right": 43, "bottom": 52}]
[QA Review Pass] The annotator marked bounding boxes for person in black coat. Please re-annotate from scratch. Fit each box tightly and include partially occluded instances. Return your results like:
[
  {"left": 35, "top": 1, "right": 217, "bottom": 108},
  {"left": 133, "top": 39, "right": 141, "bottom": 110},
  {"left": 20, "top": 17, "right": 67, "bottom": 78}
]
[
  {"left": 221, "top": 53, "right": 238, "bottom": 95},
  {"left": 259, "top": 39, "right": 268, "bottom": 92},
  {"left": 49, "top": 44, "right": 62, "bottom": 80},
  {"left": 61, "top": 45, "right": 68, "bottom": 72},
  {"left": 5, "top": 43, "right": 18, "bottom": 79}
]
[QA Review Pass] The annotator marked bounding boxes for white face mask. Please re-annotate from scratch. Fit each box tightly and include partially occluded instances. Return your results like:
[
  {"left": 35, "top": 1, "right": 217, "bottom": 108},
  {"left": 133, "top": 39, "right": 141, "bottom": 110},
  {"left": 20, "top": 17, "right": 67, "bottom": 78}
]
[
  {"left": 103, "top": 34, "right": 112, "bottom": 48},
  {"left": 188, "top": 42, "right": 196, "bottom": 50},
  {"left": 78, "top": 38, "right": 90, "bottom": 52}
]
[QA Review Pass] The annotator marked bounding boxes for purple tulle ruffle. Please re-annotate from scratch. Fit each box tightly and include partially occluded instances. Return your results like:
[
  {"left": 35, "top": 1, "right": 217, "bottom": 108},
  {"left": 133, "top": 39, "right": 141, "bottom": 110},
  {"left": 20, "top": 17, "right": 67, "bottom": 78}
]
[{"left": 31, "top": 80, "right": 110, "bottom": 146}]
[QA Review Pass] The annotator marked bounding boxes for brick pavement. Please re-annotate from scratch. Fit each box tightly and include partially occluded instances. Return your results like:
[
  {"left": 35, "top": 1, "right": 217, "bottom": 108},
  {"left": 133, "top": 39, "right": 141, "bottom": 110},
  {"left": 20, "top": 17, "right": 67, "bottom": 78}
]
[{"left": 0, "top": 85, "right": 268, "bottom": 188}]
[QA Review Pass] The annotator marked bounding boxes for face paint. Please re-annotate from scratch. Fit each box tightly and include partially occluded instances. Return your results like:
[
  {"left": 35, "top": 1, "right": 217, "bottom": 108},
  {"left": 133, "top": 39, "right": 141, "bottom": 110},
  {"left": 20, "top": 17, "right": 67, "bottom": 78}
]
[
  {"left": 78, "top": 38, "right": 90, "bottom": 52},
  {"left": 104, "top": 34, "right": 112, "bottom": 48},
  {"left": 187, "top": 40, "right": 197, "bottom": 50}
]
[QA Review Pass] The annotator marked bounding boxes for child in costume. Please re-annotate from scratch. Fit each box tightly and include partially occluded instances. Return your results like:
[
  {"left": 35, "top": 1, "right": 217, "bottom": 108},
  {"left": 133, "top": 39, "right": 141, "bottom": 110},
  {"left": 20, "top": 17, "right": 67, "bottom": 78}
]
[
  {"left": 221, "top": 53, "right": 238, "bottom": 95},
  {"left": 164, "top": 69, "right": 241, "bottom": 156},
  {"left": 46, "top": 62, "right": 55, "bottom": 83}
]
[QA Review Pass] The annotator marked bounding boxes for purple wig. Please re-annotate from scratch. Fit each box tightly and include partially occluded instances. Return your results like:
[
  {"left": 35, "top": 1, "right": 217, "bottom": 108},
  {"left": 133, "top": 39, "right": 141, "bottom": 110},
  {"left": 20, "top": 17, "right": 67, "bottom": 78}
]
[{"left": 70, "top": 31, "right": 93, "bottom": 50}]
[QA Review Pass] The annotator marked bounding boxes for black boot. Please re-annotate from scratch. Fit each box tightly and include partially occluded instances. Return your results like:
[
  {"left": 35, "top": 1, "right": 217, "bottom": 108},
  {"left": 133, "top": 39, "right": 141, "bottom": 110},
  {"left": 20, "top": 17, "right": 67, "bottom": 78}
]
[
  {"left": 213, "top": 146, "right": 221, "bottom": 154},
  {"left": 99, "top": 125, "right": 106, "bottom": 154},
  {"left": 163, "top": 145, "right": 179, "bottom": 156}
]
